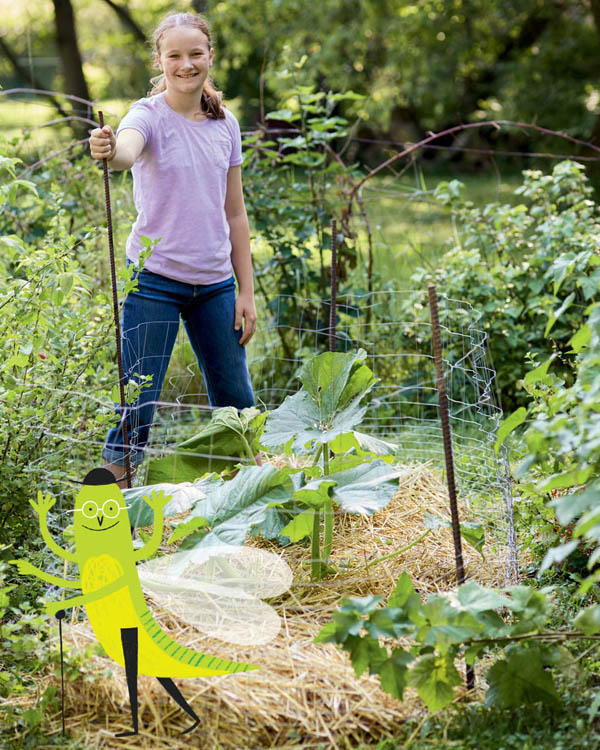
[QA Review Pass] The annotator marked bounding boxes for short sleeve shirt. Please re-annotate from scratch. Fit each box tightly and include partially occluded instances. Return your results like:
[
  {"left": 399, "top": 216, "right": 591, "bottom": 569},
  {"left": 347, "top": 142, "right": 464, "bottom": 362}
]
[{"left": 116, "top": 93, "right": 243, "bottom": 285}]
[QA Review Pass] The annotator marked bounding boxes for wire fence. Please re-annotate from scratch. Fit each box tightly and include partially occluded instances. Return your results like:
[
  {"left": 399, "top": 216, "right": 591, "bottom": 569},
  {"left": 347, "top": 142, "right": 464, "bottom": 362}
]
[{"left": 92, "top": 289, "right": 516, "bottom": 581}]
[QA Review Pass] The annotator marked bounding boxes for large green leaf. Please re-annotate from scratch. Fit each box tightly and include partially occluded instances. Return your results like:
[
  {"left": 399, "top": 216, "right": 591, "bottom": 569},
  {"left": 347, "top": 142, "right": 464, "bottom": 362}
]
[
  {"left": 328, "top": 431, "right": 397, "bottom": 456},
  {"left": 326, "top": 459, "right": 399, "bottom": 514},
  {"left": 146, "top": 450, "right": 234, "bottom": 485},
  {"left": 293, "top": 479, "right": 337, "bottom": 509},
  {"left": 124, "top": 478, "right": 220, "bottom": 528},
  {"left": 180, "top": 407, "right": 265, "bottom": 454},
  {"left": 179, "top": 465, "right": 294, "bottom": 550},
  {"left": 146, "top": 407, "right": 265, "bottom": 483},
  {"left": 280, "top": 509, "right": 315, "bottom": 542},
  {"left": 261, "top": 350, "right": 378, "bottom": 452},
  {"left": 261, "top": 390, "right": 368, "bottom": 452},
  {"left": 485, "top": 644, "right": 560, "bottom": 708},
  {"left": 299, "top": 349, "right": 377, "bottom": 414},
  {"left": 408, "top": 653, "right": 462, "bottom": 712}
]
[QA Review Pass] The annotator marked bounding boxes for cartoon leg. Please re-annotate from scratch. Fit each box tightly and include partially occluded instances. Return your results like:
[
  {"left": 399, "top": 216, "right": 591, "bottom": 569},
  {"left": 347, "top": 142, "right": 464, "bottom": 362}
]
[
  {"left": 157, "top": 677, "right": 200, "bottom": 735},
  {"left": 116, "top": 627, "right": 139, "bottom": 737}
]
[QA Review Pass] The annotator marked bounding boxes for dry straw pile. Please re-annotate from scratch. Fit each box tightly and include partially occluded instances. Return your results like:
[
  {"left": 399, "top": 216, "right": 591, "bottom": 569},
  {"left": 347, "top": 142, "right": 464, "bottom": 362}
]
[{"left": 27, "top": 462, "right": 510, "bottom": 749}]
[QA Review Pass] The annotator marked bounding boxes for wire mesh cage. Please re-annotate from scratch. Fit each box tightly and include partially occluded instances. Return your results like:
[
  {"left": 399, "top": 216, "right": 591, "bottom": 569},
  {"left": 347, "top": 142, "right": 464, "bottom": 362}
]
[
  {"left": 115, "top": 289, "right": 518, "bottom": 582},
  {"left": 30, "top": 288, "right": 517, "bottom": 583}
]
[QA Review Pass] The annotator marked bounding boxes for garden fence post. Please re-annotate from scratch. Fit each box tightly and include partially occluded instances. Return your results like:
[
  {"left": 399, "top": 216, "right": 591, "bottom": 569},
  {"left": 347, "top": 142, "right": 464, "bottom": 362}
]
[
  {"left": 97, "top": 111, "right": 132, "bottom": 489},
  {"left": 427, "top": 284, "right": 475, "bottom": 690}
]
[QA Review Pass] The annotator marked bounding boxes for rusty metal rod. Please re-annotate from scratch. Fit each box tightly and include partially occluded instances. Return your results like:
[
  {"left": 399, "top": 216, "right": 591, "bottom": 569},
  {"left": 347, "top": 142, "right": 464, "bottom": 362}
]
[
  {"left": 428, "top": 284, "right": 474, "bottom": 690},
  {"left": 329, "top": 219, "right": 337, "bottom": 353},
  {"left": 98, "top": 111, "right": 132, "bottom": 489}
]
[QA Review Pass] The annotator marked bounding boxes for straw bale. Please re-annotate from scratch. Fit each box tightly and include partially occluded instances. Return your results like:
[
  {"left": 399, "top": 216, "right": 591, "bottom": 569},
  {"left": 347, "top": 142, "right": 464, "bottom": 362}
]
[{"left": 16, "top": 462, "right": 514, "bottom": 748}]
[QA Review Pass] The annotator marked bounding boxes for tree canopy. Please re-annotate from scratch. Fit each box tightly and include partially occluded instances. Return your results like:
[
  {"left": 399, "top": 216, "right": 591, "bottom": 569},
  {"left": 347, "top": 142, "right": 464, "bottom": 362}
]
[{"left": 1, "top": 0, "right": 599, "bottom": 152}]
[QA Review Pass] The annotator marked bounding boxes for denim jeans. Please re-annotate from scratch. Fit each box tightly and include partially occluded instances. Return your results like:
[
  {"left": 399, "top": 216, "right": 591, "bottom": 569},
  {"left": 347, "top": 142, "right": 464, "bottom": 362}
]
[{"left": 102, "top": 266, "right": 254, "bottom": 467}]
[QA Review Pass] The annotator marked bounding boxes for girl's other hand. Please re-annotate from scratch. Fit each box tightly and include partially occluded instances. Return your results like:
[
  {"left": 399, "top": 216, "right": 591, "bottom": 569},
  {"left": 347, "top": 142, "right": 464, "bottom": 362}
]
[
  {"left": 89, "top": 125, "right": 116, "bottom": 161},
  {"left": 234, "top": 293, "right": 257, "bottom": 346}
]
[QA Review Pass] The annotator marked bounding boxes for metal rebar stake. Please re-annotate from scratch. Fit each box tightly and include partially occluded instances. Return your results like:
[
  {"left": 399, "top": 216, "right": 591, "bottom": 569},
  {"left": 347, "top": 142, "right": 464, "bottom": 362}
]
[
  {"left": 98, "top": 111, "right": 132, "bottom": 489},
  {"left": 428, "top": 284, "right": 475, "bottom": 690},
  {"left": 329, "top": 219, "right": 337, "bottom": 353}
]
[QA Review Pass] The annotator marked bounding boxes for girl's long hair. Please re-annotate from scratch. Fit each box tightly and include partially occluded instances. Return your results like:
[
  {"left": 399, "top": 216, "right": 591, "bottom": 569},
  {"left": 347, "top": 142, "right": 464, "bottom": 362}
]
[{"left": 148, "top": 12, "right": 225, "bottom": 120}]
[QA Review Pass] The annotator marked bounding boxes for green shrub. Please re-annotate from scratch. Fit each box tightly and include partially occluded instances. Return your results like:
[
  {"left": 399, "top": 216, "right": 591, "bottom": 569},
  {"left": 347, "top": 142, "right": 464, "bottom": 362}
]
[
  {"left": 402, "top": 160, "right": 600, "bottom": 410},
  {"left": 0, "top": 137, "right": 137, "bottom": 550}
]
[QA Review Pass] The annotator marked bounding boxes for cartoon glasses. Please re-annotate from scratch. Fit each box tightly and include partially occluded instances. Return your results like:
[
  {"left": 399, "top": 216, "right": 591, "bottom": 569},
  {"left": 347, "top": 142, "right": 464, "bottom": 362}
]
[{"left": 68, "top": 500, "right": 130, "bottom": 519}]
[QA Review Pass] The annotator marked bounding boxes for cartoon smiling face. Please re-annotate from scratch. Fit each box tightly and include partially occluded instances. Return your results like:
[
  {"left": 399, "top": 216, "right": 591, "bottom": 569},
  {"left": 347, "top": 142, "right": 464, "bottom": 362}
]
[{"left": 73, "top": 469, "right": 133, "bottom": 557}]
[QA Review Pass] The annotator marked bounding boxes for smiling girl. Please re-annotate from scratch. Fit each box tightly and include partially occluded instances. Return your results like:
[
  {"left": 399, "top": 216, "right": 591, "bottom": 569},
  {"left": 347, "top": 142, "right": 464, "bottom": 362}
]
[{"left": 89, "top": 12, "right": 257, "bottom": 486}]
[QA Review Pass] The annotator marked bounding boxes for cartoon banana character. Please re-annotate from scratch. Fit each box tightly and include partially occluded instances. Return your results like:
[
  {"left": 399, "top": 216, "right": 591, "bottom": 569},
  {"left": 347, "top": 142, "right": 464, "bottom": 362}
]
[{"left": 11, "top": 468, "right": 257, "bottom": 736}]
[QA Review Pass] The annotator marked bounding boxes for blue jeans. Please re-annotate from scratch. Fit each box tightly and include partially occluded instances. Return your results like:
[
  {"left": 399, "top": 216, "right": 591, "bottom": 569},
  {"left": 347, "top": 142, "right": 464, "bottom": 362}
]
[{"left": 102, "top": 266, "right": 254, "bottom": 467}]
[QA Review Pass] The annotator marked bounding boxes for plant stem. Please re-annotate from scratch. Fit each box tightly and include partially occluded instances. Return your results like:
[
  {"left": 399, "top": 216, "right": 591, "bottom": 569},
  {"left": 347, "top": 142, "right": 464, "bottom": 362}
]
[
  {"left": 322, "top": 443, "right": 333, "bottom": 561},
  {"left": 312, "top": 443, "right": 323, "bottom": 466},
  {"left": 240, "top": 434, "right": 258, "bottom": 465},
  {"left": 466, "top": 630, "right": 600, "bottom": 646},
  {"left": 366, "top": 529, "right": 433, "bottom": 569},
  {"left": 311, "top": 507, "right": 322, "bottom": 581}
]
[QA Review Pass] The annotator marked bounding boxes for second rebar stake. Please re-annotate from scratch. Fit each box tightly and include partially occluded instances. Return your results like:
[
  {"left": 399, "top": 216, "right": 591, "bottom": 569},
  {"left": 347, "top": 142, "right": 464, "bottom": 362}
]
[{"left": 427, "top": 284, "right": 474, "bottom": 691}]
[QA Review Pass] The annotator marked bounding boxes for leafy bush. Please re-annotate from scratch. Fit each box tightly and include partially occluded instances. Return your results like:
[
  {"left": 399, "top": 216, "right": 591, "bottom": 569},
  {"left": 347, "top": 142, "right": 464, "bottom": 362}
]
[
  {"left": 399, "top": 161, "right": 600, "bottom": 410},
  {"left": 0, "top": 138, "right": 138, "bottom": 550},
  {"left": 318, "top": 571, "right": 600, "bottom": 713},
  {"left": 499, "top": 301, "right": 600, "bottom": 590},
  {"left": 243, "top": 84, "right": 363, "bottom": 370}
]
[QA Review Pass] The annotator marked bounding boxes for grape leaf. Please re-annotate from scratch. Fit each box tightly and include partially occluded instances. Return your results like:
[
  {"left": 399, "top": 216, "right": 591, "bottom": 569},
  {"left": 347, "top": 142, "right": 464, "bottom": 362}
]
[
  {"left": 408, "top": 653, "right": 462, "bottom": 712},
  {"left": 485, "top": 645, "right": 559, "bottom": 708}
]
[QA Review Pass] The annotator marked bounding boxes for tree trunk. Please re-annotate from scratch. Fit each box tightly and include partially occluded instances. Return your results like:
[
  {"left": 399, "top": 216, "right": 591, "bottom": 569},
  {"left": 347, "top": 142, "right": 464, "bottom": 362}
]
[
  {"left": 52, "top": 0, "right": 91, "bottom": 118},
  {"left": 589, "top": 0, "right": 600, "bottom": 145},
  {"left": 191, "top": 0, "right": 209, "bottom": 13},
  {"left": 99, "top": 0, "right": 145, "bottom": 43},
  {"left": 0, "top": 36, "right": 69, "bottom": 118}
]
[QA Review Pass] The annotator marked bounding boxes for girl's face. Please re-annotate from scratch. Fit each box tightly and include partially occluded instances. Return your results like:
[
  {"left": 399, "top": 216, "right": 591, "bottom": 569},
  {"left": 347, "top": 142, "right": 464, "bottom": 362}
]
[{"left": 156, "top": 26, "right": 213, "bottom": 97}]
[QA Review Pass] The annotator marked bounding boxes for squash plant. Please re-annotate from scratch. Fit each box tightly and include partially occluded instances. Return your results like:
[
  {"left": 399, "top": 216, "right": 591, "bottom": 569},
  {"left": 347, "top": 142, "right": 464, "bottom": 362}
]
[{"left": 128, "top": 349, "right": 401, "bottom": 580}]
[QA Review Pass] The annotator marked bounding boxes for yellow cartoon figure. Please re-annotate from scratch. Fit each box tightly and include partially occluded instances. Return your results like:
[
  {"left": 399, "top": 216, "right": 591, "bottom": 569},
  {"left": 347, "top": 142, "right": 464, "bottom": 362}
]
[{"left": 11, "top": 468, "right": 261, "bottom": 737}]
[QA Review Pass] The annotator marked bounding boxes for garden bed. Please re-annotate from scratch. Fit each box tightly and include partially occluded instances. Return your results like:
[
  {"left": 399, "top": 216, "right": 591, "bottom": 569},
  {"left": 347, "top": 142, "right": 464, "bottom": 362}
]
[{"left": 34, "top": 462, "right": 510, "bottom": 749}]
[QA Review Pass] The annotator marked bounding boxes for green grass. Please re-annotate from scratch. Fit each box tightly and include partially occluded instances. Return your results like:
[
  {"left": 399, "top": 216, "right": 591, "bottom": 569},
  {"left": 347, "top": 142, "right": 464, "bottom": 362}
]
[
  {"left": 367, "top": 695, "right": 600, "bottom": 749},
  {"left": 354, "top": 166, "right": 524, "bottom": 287},
  {"left": 0, "top": 96, "right": 129, "bottom": 157}
]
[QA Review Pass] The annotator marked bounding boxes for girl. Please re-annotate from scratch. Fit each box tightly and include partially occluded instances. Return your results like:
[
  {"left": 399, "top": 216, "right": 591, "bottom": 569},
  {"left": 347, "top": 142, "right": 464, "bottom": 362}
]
[{"left": 89, "top": 12, "right": 257, "bottom": 487}]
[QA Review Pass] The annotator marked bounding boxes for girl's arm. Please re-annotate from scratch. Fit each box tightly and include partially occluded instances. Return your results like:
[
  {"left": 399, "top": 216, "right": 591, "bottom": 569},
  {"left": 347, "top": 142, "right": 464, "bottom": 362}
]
[
  {"left": 225, "top": 166, "right": 257, "bottom": 346},
  {"left": 89, "top": 126, "right": 145, "bottom": 171}
]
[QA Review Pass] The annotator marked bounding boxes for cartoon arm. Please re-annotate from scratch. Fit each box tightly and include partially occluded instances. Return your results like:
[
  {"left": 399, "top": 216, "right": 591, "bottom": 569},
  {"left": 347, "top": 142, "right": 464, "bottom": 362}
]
[
  {"left": 10, "top": 559, "right": 80, "bottom": 589},
  {"left": 44, "top": 574, "right": 130, "bottom": 617},
  {"left": 133, "top": 490, "right": 170, "bottom": 562},
  {"left": 30, "top": 491, "right": 77, "bottom": 563}
]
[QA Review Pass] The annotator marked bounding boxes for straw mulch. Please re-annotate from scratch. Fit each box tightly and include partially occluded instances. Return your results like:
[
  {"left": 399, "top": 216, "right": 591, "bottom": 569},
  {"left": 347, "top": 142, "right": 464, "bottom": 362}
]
[{"left": 23, "top": 462, "right": 513, "bottom": 749}]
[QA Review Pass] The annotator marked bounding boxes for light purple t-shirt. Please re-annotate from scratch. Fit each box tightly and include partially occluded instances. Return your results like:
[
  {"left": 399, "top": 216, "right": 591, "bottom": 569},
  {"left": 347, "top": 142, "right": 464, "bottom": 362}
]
[{"left": 117, "top": 93, "right": 243, "bottom": 285}]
